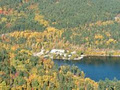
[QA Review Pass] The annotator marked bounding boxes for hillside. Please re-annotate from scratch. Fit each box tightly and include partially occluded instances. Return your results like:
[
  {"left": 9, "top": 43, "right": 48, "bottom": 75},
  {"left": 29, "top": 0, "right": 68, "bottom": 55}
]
[
  {"left": 0, "top": 0, "right": 120, "bottom": 52},
  {"left": 0, "top": 41, "right": 120, "bottom": 89},
  {"left": 1, "top": 0, "right": 120, "bottom": 89}
]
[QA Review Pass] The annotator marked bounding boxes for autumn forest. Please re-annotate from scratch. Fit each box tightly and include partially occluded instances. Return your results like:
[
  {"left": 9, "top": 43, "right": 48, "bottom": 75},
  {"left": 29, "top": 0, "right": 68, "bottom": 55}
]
[{"left": 0, "top": 0, "right": 120, "bottom": 90}]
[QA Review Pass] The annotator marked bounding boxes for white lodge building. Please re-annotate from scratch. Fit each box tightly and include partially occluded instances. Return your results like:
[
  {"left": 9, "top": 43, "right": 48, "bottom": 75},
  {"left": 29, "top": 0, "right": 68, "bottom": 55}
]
[{"left": 50, "top": 49, "right": 65, "bottom": 55}]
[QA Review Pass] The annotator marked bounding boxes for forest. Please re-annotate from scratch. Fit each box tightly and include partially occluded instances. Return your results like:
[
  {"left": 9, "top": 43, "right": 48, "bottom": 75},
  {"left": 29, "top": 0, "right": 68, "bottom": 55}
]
[
  {"left": 0, "top": 45, "right": 120, "bottom": 89},
  {"left": 0, "top": 0, "right": 120, "bottom": 89},
  {"left": 0, "top": 0, "right": 120, "bottom": 50}
]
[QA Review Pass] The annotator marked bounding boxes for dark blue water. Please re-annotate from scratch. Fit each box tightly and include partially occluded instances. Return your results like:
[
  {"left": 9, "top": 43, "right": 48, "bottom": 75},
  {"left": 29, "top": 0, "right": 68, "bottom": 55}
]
[{"left": 53, "top": 56, "right": 120, "bottom": 81}]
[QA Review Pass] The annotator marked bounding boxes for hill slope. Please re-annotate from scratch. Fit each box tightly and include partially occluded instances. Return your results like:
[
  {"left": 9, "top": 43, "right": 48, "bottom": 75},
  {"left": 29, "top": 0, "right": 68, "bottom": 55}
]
[{"left": 0, "top": 0, "right": 120, "bottom": 51}]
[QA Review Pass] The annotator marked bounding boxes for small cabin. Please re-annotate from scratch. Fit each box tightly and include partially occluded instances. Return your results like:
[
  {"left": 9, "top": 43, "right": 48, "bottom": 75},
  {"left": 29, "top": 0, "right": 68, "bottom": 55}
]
[{"left": 50, "top": 49, "right": 65, "bottom": 54}]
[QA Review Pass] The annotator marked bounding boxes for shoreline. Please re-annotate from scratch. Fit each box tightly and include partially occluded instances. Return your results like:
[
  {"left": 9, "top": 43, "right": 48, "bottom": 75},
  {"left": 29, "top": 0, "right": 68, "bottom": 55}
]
[
  {"left": 33, "top": 49, "right": 120, "bottom": 61},
  {"left": 86, "top": 55, "right": 120, "bottom": 57},
  {"left": 52, "top": 55, "right": 120, "bottom": 61}
]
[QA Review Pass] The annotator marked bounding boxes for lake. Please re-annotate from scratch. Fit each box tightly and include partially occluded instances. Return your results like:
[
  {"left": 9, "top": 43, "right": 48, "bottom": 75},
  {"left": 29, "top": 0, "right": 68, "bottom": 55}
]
[{"left": 53, "top": 56, "right": 120, "bottom": 81}]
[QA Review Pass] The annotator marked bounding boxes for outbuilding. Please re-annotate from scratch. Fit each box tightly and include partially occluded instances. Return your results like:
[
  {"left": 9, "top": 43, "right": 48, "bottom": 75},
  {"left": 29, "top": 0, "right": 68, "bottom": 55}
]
[{"left": 50, "top": 49, "right": 65, "bottom": 54}]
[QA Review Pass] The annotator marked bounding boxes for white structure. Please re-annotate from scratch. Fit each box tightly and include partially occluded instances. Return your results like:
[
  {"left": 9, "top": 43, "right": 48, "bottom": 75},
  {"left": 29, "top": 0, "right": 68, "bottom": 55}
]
[
  {"left": 74, "top": 55, "right": 86, "bottom": 60},
  {"left": 68, "top": 55, "right": 72, "bottom": 57},
  {"left": 71, "top": 51, "right": 76, "bottom": 55},
  {"left": 64, "top": 54, "right": 67, "bottom": 57},
  {"left": 50, "top": 49, "right": 65, "bottom": 54}
]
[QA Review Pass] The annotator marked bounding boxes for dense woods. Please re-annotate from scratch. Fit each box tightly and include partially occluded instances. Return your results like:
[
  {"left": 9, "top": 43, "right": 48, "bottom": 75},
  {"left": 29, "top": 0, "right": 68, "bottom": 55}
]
[
  {"left": 0, "top": 47, "right": 97, "bottom": 89},
  {"left": 0, "top": 0, "right": 120, "bottom": 89},
  {"left": 0, "top": 0, "right": 120, "bottom": 50},
  {"left": 0, "top": 46, "right": 120, "bottom": 89}
]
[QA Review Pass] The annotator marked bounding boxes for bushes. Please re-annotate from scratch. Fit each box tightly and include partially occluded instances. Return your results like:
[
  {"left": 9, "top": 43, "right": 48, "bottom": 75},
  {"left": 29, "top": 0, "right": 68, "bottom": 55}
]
[
  {"left": 0, "top": 48, "right": 9, "bottom": 62},
  {"left": 98, "top": 79, "right": 120, "bottom": 90}
]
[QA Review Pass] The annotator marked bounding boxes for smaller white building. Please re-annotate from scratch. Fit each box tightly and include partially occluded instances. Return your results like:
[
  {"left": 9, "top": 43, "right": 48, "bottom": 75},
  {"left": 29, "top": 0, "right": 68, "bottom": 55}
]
[
  {"left": 64, "top": 54, "right": 67, "bottom": 57},
  {"left": 71, "top": 51, "right": 76, "bottom": 55},
  {"left": 68, "top": 55, "right": 72, "bottom": 58},
  {"left": 50, "top": 49, "right": 65, "bottom": 54}
]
